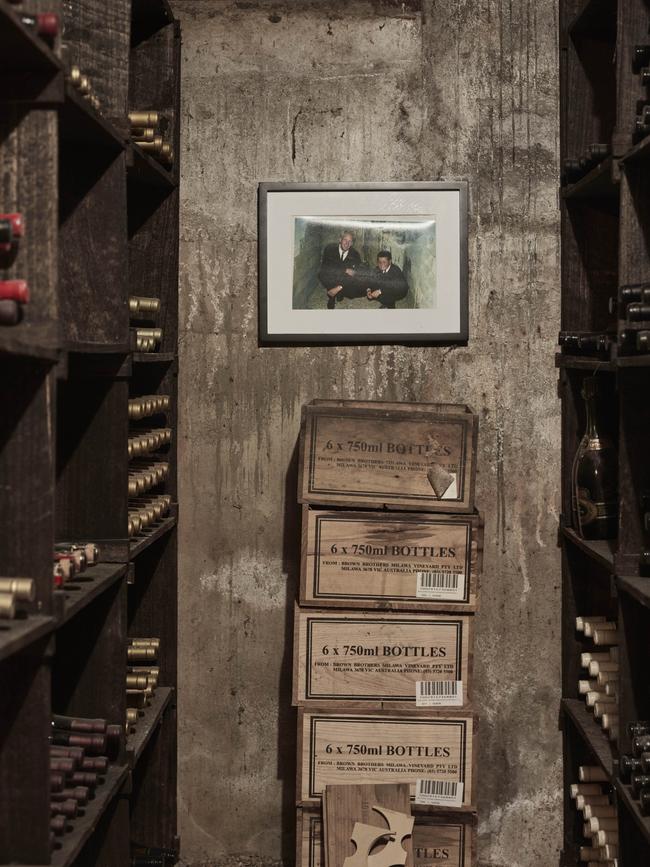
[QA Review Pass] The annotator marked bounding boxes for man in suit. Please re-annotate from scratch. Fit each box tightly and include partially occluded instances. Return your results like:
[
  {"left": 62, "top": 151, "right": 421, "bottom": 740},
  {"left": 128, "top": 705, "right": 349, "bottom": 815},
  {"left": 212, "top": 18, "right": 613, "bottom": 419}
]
[
  {"left": 318, "top": 230, "right": 364, "bottom": 309},
  {"left": 366, "top": 250, "right": 409, "bottom": 309}
]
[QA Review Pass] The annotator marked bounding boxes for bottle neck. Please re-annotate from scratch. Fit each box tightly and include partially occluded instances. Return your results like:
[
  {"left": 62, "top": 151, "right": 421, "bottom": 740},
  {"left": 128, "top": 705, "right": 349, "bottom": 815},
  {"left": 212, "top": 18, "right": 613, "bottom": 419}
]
[{"left": 585, "top": 392, "right": 599, "bottom": 440}]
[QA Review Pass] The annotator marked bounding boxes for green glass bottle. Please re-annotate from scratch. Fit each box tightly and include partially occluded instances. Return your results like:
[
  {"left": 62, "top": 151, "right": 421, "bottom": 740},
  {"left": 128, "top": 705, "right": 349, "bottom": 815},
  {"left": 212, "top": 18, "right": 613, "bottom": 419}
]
[{"left": 571, "top": 377, "right": 618, "bottom": 540}]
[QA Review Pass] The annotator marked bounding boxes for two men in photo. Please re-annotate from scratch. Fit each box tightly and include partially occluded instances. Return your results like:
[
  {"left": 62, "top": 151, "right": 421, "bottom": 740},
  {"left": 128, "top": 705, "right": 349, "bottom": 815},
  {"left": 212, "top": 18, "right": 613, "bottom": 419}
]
[{"left": 318, "top": 231, "right": 409, "bottom": 310}]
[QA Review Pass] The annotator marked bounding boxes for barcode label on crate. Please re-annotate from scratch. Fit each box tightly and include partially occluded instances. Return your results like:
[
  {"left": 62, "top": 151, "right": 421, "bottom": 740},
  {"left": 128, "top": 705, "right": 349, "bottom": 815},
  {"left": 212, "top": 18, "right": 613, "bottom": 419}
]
[
  {"left": 415, "top": 779, "right": 464, "bottom": 808},
  {"left": 416, "top": 680, "right": 463, "bottom": 707},
  {"left": 416, "top": 571, "right": 465, "bottom": 601}
]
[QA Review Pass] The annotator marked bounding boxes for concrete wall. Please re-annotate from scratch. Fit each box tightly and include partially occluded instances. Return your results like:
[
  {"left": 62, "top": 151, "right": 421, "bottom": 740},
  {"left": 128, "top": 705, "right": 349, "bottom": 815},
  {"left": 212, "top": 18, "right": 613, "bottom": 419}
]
[{"left": 172, "top": 2, "right": 561, "bottom": 865}]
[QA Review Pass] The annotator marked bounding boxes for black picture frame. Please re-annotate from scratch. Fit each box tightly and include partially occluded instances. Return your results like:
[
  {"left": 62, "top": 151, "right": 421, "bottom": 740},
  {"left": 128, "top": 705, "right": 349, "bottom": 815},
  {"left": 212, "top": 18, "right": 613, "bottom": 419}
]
[{"left": 258, "top": 181, "right": 469, "bottom": 346}]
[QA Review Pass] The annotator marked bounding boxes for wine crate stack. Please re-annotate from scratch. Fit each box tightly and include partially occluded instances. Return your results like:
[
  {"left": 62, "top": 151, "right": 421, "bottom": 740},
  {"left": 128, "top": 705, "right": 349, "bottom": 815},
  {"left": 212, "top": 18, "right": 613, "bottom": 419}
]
[
  {"left": 293, "top": 399, "right": 482, "bottom": 867},
  {"left": 0, "top": 1, "right": 180, "bottom": 865},
  {"left": 559, "top": 0, "right": 650, "bottom": 862}
]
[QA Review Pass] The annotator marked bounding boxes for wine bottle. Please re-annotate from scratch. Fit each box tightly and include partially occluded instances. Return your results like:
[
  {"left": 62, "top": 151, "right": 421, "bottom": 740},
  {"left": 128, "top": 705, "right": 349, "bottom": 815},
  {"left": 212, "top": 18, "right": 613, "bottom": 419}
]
[
  {"left": 0, "top": 299, "right": 22, "bottom": 326},
  {"left": 0, "top": 280, "right": 29, "bottom": 304},
  {"left": 135, "top": 135, "right": 163, "bottom": 153},
  {"left": 50, "top": 729, "right": 107, "bottom": 754},
  {"left": 129, "top": 296, "right": 161, "bottom": 315},
  {"left": 129, "top": 111, "right": 160, "bottom": 128},
  {"left": 641, "top": 789, "right": 650, "bottom": 814},
  {"left": 627, "top": 303, "right": 650, "bottom": 322},
  {"left": 20, "top": 13, "right": 59, "bottom": 41},
  {"left": 571, "top": 377, "right": 617, "bottom": 540},
  {"left": 634, "top": 45, "right": 650, "bottom": 73},
  {"left": 0, "top": 591, "right": 16, "bottom": 619},
  {"left": 51, "top": 786, "right": 88, "bottom": 805},
  {"left": 50, "top": 799, "right": 77, "bottom": 818},
  {"left": 631, "top": 773, "right": 650, "bottom": 798},
  {"left": 52, "top": 713, "right": 106, "bottom": 734},
  {"left": 559, "top": 332, "right": 611, "bottom": 355},
  {"left": 0, "top": 577, "right": 34, "bottom": 601},
  {"left": 130, "top": 127, "right": 156, "bottom": 142},
  {"left": 620, "top": 754, "right": 644, "bottom": 781}
]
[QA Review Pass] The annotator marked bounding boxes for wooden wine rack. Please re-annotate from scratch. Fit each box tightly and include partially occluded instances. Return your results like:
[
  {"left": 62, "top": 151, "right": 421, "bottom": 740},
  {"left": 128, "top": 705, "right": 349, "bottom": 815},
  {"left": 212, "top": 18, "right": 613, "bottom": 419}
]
[
  {"left": 0, "top": 0, "right": 180, "bottom": 863},
  {"left": 559, "top": 0, "right": 650, "bottom": 862}
]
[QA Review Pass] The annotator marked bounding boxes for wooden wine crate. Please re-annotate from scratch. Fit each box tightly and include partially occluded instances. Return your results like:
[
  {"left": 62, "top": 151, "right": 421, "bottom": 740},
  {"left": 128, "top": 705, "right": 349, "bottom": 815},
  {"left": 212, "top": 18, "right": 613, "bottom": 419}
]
[
  {"left": 298, "top": 401, "right": 478, "bottom": 513},
  {"left": 297, "top": 709, "right": 476, "bottom": 810},
  {"left": 293, "top": 607, "right": 472, "bottom": 708},
  {"left": 300, "top": 507, "right": 482, "bottom": 612},
  {"left": 297, "top": 808, "right": 477, "bottom": 867}
]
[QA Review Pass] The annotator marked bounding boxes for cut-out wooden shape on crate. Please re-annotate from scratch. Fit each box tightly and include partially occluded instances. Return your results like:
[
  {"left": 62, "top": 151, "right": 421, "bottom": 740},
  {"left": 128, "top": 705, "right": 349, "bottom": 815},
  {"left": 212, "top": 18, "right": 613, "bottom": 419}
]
[{"left": 344, "top": 806, "right": 414, "bottom": 867}]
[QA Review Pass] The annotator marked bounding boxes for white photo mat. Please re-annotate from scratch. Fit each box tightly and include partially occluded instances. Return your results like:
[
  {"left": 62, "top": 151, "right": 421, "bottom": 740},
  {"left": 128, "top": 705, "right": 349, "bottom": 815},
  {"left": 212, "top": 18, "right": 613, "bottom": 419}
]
[{"left": 259, "top": 184, "right": 467, "bottom": 343}]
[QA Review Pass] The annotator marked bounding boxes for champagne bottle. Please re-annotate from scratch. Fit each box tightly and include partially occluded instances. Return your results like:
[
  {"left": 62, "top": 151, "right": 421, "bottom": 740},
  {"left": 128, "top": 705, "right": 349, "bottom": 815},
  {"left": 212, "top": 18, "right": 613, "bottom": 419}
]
[
  {"left": 571, "top": 377, "right": 617, "bottom": 540},
  {"left": 620, "top": 754, "right": 644, "bottom": 781},
  {"left": 634, "top": 45, "right": 650, "bottom": 73}
]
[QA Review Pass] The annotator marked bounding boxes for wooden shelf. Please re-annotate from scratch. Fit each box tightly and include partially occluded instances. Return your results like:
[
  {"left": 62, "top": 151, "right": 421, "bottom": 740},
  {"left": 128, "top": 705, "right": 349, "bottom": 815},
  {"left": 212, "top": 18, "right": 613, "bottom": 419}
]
[
  {"left": 59, "top": 84, "right": 126, "bottom": 151},
  {"left": 562, "top": 698, "right": 615, "bottom": 778},
  {"left": 47, "top": 764, "right": 129, "bottom": 867},
  {"left": 65, "top": 341, "right": 132, "bottom": 356},
  {"left": 615, "top": 780, "right": 650, "bottom": 844},
  {"left": 0, "top": 3, "right": 180, "bottom": 859},
  {"left": 0, "top": 615, "right": 54, "bottom": 664},
  {"left": 561, "top": 526, "right": 616, "bottom": 572},
  {"left": 127, "top": 142, "right": 176, "bottom": 188},
  {"left": 617, "top": 354, "right": 650, "bottom": 368},
  {"left": 555, "top": 352, "right": 616, "bottom": 371},
  {"left": 0, "top": 321, "right": 60, "bottom": 363},
  {"left": 617, "top": 574, "right": 650, "bottom": 610},
  {"left": 620, "top": 134, "right": 650, "bottom": 166},
  {"left": 54, "top": 563, "right": 128, "bottom": 626},
  {"left": 567, "top": 0, "right": 617, "bottom": 39},
  {"left": 129, "top": 515, "right": 177, "bottom": 559},
  {"left": 561, "top": 158, "right": 618, "bottom": 200},
  {"left": 132, "top": 352, "right": 176, "bottom": 364},
  {"left": 127, "top": 686, "right": 173, "bottom": 766}
]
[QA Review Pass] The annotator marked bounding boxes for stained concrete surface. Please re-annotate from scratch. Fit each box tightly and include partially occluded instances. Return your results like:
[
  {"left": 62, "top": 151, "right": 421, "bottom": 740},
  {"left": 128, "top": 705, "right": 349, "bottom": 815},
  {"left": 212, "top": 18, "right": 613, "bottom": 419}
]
[{"left": 171, "top": 1, "right": 561, "bottom": 865}]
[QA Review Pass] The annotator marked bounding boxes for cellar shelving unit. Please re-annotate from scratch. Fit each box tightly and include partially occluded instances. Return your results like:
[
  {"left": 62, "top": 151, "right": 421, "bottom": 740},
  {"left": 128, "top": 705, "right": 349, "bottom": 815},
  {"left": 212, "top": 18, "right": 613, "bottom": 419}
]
[
  {"left": 0, "top": 1, "right": 180, "bottom": 864},
  {"left": 559, "top": 0, "right": 650, "bottom": 863}
]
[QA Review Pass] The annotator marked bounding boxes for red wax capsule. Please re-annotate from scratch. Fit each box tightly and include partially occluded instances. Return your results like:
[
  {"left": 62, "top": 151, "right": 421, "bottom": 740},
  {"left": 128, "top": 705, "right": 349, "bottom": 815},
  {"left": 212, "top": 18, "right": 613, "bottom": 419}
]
[
  {"left": 21, "top": 13, "right": 59, "bottom": 39},
  {"left": 0, "top": 280, "right": 29, "bottom": 304}
]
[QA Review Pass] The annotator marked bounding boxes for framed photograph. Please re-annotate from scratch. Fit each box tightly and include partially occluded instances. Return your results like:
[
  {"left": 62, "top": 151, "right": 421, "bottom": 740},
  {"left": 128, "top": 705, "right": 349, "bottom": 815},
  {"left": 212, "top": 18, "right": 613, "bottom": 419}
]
[{"left": 258, "top": 182, "right": 468, "bottom": 345}]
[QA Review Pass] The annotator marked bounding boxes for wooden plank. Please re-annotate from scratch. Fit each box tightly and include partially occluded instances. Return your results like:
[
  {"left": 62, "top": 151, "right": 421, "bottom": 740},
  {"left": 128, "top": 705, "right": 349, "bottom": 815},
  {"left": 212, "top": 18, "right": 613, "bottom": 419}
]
[
  {"left": 129, "top": 513, "right": 177, "bottom": 559},
  {"left": 0, "top": 615, "right": 54, "bottom": 664},
  {"left": 0, "top": 646, "right": 51, "bottom": 863},
  {"left": 127, "top": 685, "right": 173, "bottom": 766},
  {"left": 324, "top": 784, "right": 413, "bottom": 867},
  {"left": 0, "top": 105, "right": 59, "bottom": 340},
  {"left": 298, "top": 709, "right": 476, "bottom": 810},
  {"left": 0, "top": 361, "right": 55, "bottom": 613},
  {"left": 298, "top": 403, "right": 478, "bottom": 513},
  {"left": 54, "top": 562, "right": 128, "bottom": 625},
  {"left": 293, "top": 608, "right": 472, "bottom": 709},
  {"left": 52, "top": 578, "right": 127, "bottom": 763},
  {"left": 297, "top": 808, "right": 477, "bottom": 867},
  {"left": 561, "top": 698, "right": 614, "bottom": 778},
  {"left": 60, "top": 0, "right": 131, "bottom": 124},
  {"left": 300, "top": 507, "right": 481, "bottom": 611},
  {"left": 561, "top": 526, "right": 615, "bottom": 572},
  {"left": 56, "top": 376, "right": 128, "bottom": 544},
  {"left": 47, "top": 764, "right": 129, "bottom": 867},
  {"left": 59, "top": 149, "right": 129, "bottom": 348}
]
